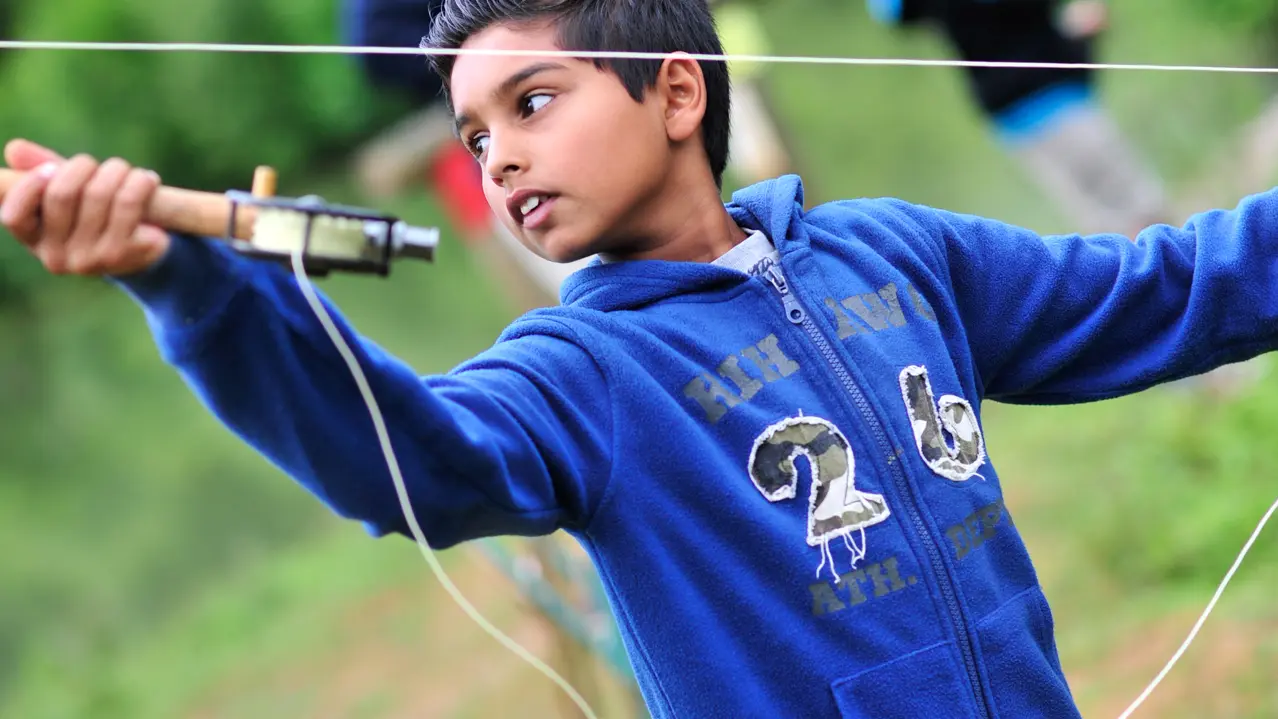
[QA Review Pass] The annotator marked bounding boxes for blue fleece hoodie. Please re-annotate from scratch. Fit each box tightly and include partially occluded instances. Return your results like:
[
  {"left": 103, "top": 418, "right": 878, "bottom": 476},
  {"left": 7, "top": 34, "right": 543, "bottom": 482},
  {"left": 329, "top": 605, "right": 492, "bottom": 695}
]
[{"left": 115, "top": 175, "right": 1278, "bottom": 718}]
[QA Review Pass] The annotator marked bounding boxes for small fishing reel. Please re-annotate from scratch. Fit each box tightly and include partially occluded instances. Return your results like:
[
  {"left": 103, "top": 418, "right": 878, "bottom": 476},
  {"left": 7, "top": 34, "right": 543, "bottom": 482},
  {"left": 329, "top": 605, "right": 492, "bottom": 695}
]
[{"left": 222, "top": 167, "right": 439, "bottom": 277}]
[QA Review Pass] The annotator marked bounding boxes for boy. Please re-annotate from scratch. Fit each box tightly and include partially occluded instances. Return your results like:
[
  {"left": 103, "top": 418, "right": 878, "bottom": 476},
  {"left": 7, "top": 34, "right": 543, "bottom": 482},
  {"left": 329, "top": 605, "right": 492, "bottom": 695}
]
[{"left": 3, "top": 0, "right": 1277, "bottom": 716}]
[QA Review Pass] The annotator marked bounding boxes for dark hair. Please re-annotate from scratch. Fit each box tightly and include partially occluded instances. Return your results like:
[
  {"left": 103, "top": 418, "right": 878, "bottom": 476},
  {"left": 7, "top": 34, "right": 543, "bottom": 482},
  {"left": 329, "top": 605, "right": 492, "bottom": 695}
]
[{"left": 424, "top": 0, "right": 731, "bottom": 186}]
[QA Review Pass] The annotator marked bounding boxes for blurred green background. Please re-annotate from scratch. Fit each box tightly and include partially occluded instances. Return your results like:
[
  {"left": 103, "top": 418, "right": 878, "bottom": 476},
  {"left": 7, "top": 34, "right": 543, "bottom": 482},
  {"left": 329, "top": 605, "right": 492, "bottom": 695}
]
[{"left": 2, "top": 0, "right": 1278, "bottom": 716}]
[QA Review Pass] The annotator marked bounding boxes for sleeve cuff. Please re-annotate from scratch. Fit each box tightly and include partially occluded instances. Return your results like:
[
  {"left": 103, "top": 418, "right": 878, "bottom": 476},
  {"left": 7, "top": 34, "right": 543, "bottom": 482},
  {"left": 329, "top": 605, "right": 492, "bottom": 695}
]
[{"left": 108, "top": 234, "right": 252, "bottom": 358}]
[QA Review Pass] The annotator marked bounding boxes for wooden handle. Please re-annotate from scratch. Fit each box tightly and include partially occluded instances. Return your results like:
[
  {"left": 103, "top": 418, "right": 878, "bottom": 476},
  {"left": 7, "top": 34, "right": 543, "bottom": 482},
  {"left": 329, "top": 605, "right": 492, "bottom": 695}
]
[{"left": 0, "top": 167, "right": 256, "bottom": 240}]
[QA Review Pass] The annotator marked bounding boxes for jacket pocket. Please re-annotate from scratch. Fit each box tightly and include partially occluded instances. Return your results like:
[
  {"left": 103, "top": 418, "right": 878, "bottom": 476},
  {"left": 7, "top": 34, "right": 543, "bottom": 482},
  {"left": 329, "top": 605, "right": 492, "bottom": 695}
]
[
  {"left": 974, "top": 586, "right": 1082, "bottom": 719},
  {"left": 829, "top": 640, "right": 982, "bottom": 719}
]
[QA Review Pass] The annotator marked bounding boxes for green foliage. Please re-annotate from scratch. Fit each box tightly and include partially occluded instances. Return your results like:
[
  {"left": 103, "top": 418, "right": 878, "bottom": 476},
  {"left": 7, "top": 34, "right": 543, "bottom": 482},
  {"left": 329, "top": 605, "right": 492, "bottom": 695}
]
[
  {"left": 985, "top": 370, "right": 1278, "bottom": 592},
  {"left": 1, "top": 529, "right": 433, "bottom": 719},
  {"left": 1093, "top": 380, "right": 1278, "bottom": 589},
  {"left": 1175, "top": 0, "right": 1278, "bottom": 35},
  {"left": 0, "top": 0, "right": 406, "bottom": 190}
]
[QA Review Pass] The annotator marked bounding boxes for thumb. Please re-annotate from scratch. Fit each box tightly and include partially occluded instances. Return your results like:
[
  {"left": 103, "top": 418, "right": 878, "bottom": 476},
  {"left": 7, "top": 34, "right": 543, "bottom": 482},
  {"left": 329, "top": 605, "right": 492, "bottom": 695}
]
[
  {"left": 135, "top": 224, "right": 169, "bottom": 246},
  {"left": 4, "top": 139, "right": 66, "bottom": 171}
]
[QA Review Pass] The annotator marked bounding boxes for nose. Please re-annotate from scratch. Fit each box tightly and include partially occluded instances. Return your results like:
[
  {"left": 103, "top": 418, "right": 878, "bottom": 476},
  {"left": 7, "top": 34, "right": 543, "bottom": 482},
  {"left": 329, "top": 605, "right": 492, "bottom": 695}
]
[{"left": 483, "top": 132, "right": 527, "bottom": 187}]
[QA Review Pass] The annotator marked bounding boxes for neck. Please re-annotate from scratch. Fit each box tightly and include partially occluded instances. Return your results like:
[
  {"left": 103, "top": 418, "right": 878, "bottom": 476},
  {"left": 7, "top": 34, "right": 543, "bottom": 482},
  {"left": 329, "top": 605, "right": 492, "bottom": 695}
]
[{"left": 598, "top": 158, "right": 748, "bottom": 264}]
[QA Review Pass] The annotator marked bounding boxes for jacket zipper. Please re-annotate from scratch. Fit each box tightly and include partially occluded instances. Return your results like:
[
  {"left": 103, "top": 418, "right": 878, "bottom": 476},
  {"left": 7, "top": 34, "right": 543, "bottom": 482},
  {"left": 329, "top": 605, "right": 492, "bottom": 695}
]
[{"left": 764, "top": 264, "right": 992, "bottom": 719}]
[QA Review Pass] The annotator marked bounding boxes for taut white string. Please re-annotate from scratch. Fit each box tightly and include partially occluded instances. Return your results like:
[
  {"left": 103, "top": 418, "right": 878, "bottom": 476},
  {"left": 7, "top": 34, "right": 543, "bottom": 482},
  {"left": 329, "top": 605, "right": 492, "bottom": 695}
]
[
  {"left": 288, "top": 248, "right": 599, "bottom": 719},
  {"left": 3, "top": 39, "right": 1278, "bottom": 75},
  {"left": 1116, "top": 496, "right": 1278, "bottom": 719}
]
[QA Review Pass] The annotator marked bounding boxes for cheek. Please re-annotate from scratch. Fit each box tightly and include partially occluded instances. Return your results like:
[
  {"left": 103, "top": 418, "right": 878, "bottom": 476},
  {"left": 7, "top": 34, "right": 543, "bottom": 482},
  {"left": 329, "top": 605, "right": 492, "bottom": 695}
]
[
  {"left": 564, "top": 103, "right": 665, "bottom": 195},
  {"left": 482, "top": 178, "right": 508, "bottom": 221},
  {"left": 481, "top": 176, "right": 528, "bottom": 241},
  {"left": 482, "top": 177, "right": 501, "bottom": 209}
]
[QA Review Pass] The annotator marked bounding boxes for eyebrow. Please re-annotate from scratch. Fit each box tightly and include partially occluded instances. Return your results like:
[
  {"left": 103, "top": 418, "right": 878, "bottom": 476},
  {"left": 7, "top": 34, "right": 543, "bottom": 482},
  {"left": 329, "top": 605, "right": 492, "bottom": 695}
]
[{"left": 453, "top": 61, "right": 569, "bottom": 135}]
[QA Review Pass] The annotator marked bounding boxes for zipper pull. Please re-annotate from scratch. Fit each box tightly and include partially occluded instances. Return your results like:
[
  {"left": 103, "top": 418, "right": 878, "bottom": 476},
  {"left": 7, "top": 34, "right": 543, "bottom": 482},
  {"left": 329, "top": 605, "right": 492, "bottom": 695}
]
[{"left": 765, "top": 265, "right": 806, "bottom": 324}]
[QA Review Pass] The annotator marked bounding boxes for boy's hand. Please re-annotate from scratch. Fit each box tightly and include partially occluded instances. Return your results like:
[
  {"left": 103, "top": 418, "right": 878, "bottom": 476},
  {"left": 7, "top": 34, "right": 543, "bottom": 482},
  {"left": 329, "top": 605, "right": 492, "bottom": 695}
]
[{"left": 1, "top": 139, "right": 169, "bottom": 276}]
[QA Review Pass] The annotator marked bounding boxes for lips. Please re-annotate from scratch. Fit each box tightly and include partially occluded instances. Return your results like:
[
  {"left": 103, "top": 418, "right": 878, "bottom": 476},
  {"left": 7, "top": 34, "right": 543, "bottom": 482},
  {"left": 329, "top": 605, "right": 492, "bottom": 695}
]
[{"left": 507, "top": 188, "right": 558, "bottom": 229}]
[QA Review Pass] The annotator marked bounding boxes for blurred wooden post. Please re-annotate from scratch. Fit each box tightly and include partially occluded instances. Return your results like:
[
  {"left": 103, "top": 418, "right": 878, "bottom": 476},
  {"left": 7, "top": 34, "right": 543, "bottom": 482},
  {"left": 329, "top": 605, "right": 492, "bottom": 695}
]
[
  {"left": 474, "top": 536, "right": 645, "bottom": 717},
  {"left": 530, "top": 537, "right": 603, "bottom": 719}
]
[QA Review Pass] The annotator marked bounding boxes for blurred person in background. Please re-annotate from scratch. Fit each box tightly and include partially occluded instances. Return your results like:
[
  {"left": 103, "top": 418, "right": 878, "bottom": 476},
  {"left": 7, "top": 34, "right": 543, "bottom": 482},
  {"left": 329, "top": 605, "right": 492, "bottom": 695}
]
[{"left": 866, "top": 0, "right": 1172, "bottom": 238}]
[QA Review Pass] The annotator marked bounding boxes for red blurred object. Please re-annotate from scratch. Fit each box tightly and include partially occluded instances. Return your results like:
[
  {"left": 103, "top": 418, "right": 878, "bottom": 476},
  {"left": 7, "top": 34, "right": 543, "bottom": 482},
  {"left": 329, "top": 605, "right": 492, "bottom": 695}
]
[{"left": 428, "top": 140, "right": 493, "bottom": 244}]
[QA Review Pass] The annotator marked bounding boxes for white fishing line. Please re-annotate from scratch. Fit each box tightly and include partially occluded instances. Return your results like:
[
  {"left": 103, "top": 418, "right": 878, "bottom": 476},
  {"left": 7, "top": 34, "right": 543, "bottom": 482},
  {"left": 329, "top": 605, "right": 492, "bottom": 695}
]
[
  {"left": 3, "top": 39, "right": 1278, "bottom": 75},
  {"left": 1116, "top": 495, "right": 1277, "bottom": 719},
  {"left": 288, "top": 247, "right": 599, "bottom": 719}
]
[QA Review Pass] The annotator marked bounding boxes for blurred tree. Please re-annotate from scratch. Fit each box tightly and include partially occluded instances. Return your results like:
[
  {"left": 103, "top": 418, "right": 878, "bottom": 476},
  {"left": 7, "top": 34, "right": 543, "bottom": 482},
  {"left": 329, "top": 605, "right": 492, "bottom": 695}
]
[
  {"left": 0, "top": 0, "right": 411, "bottom": 189},
  {"left": 1180, "top": 0, "right": 1275, "bottom": 31},
  {"left": 1177, "top": 0, "right": 1278, "bottom": 60},
  {"left": 0, "top": 0, "right": 14, "bottom": 42}
]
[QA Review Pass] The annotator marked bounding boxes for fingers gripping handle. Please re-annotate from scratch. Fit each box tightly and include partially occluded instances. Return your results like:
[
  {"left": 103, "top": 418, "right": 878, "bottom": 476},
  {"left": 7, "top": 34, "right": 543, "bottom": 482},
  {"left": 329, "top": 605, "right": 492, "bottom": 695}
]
[
  {"left": 0, "top": 166, "right": 438, "bottom": 274},
  {"left": 0, "top": 166, "right": 256, "bottom": 239},
  {"left": 0, "top": 167, "right": 257, "bottom": 240}
]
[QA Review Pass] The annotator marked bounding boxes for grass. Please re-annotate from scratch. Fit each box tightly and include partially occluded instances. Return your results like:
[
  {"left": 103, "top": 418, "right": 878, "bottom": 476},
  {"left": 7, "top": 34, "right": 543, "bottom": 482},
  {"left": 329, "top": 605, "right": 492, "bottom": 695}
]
[
  {"left": 984, "top": 382, "right": 1278, "bottom": 718},
  {"left": 0, "top": 184, "right": 519, "bottom": 712}
]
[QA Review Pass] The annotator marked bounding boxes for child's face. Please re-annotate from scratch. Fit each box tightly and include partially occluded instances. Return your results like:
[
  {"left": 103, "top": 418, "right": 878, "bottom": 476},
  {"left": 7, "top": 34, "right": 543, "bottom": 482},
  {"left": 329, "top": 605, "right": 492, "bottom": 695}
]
[{"left": 450, "top": 22, "right": 677, "bottom": 262}]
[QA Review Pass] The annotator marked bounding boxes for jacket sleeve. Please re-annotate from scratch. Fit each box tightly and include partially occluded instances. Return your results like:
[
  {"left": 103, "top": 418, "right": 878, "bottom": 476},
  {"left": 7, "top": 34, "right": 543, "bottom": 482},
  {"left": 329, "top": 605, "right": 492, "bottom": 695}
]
[
  {"left": 111, "top": 235, "right": 613, "bottom": 548},
  {"left": 882, "top": 188, "right": 1278, "bottom": 403}
]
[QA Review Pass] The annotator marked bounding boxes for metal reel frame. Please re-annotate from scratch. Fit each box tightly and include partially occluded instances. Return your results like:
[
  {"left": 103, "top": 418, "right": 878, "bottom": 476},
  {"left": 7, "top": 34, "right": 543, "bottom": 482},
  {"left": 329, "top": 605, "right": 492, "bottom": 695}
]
[{"left": 223, "top": 190, "right": 400, "bottom": 277}]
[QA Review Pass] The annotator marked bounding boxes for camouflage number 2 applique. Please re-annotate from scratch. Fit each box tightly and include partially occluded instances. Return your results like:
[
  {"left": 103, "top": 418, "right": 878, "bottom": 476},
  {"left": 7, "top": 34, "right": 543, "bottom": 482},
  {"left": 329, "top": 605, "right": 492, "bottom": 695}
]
[{"left": 749, "top": 416, "right": 891, "bottom": 578}]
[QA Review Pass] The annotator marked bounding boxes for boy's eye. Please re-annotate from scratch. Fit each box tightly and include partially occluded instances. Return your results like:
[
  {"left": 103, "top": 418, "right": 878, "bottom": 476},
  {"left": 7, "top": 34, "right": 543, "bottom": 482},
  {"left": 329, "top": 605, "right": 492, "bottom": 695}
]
[
  {"left": 469, "top": 134, "right": 489, "bottom": 157},
  {"left": 521, "top": 93, "right": 552, "bottom": 116}
]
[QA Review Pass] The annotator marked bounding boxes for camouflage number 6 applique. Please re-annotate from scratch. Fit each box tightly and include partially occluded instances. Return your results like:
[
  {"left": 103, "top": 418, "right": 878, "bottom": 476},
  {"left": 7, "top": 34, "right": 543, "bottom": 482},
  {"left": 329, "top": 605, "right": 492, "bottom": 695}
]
[{"left": 898, "top": 365, "right": 985, "bottom": 482}]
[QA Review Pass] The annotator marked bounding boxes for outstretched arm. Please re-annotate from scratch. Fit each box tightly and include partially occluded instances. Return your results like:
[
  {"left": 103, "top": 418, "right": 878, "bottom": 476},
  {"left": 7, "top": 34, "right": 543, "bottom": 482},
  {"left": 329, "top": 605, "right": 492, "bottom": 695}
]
[
  {"left": 873, "top": 191, "right": 1278, "bottom": 403},
  {"left": 1, "top": 139, "right": 614, "bottom": 548},
  {"left": 114, "top": 235, "right": 614, "bottom": 546}
]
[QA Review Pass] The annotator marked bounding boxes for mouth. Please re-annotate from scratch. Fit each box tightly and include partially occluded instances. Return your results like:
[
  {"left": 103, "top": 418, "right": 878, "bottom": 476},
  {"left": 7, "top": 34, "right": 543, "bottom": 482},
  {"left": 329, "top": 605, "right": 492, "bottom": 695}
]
[{"left": 507, "top": 190, "right": 559, "bottom": 230}]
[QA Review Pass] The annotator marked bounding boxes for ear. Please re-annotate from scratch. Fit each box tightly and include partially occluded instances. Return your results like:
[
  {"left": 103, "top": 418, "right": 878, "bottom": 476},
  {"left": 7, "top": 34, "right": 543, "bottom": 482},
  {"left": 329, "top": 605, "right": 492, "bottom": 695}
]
[{"left": 657, "top": 52, "right": 707, "bottom": 144}]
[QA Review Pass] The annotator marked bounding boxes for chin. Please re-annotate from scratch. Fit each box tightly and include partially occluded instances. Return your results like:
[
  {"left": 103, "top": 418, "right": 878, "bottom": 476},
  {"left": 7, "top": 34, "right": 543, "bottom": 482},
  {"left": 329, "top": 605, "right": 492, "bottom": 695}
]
[
  {"left": 540, "top": 246, "right": 591, "bottom": 264},
  {"left": 531, "top": 230, "right": 594, "bottom": 264}
]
